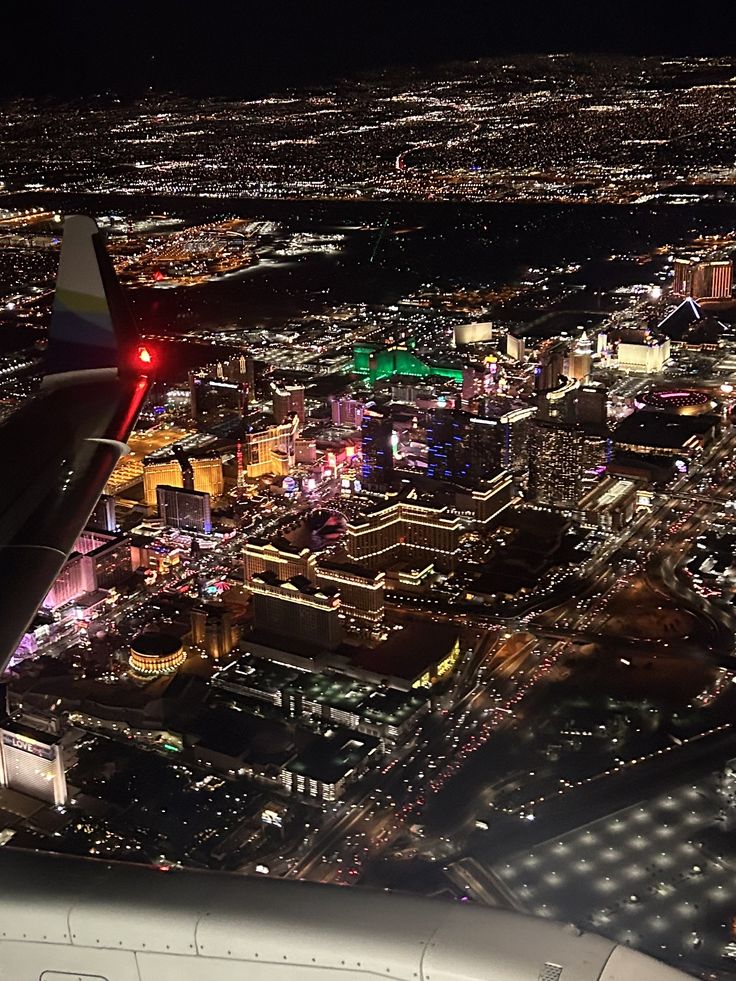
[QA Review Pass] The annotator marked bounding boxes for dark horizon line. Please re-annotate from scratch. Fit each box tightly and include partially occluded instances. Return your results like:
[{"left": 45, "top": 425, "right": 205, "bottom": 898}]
[{"left": 1, "top": 49, "right": 735, "bottom": 104}]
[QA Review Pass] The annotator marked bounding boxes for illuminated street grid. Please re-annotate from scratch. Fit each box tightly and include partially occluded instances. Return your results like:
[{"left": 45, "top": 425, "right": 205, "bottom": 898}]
[
  {"left": 493, "top": 778, "right": 736, "bottom": 971},
  {"left": 2, "top": 56, "right": 736, "bottom": 204}
]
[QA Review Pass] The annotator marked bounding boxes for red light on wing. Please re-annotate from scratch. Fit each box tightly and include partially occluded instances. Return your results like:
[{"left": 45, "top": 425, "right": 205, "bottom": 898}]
[{"left": 137, "top": 345, "right": 154, "bottom": 366}]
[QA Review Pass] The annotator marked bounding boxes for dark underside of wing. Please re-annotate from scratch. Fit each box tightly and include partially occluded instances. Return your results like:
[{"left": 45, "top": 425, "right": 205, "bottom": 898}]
[
  {"left": 0, "top": 215, "right": 150, "bottom": 672},
  {"left": 0, "top": 374, "right": 148, "bottom": 670}
]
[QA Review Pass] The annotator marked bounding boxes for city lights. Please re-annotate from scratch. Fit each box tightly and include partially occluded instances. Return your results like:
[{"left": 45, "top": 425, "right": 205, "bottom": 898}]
[{"left": 0, "top": 36, "right": 732, "bottom": 981}]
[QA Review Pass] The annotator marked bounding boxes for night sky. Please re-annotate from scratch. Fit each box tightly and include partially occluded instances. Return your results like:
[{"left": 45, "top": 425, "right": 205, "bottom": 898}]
[{"left": 5, "top": 1, "right": 736, "bottom": 99}]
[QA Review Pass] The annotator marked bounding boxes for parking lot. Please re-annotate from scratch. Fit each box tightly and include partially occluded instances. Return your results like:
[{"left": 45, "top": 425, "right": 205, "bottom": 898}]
[{"left": 492, "top": 775, "right": 736, "bottom": 973}]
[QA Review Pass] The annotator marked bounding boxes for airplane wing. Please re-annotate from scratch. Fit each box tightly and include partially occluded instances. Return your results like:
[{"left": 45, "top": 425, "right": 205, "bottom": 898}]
[
  {"left": 0, "top": 215, "right": 153, "bottom": 673},
  {"left": 0, "top": 848, "right": 691, "bottom": 981}
]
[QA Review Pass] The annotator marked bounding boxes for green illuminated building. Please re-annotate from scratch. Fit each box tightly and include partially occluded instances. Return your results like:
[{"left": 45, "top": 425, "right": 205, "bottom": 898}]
[{"left": 353, "top": 343, "right": 463, "bottom": 386}]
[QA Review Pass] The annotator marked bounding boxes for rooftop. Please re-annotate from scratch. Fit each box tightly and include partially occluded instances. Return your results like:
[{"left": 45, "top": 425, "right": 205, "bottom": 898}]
[
  {"left": 130, "top": 632, "right": 183, "bottom": 658},
  {"left": 350, "top": 620, "right": 459, "bottom": 687},
  {"left": 614, "top": 411, "right": 720, "bottom": 452},
  {"left": 286, "top": 726, "right": 380, "bottom": 785}
]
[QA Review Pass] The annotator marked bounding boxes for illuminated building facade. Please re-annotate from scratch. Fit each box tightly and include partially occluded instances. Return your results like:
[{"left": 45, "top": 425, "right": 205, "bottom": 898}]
[
  {"left": 454, "top": 321, "right": 493, "bottom": 345},
  {"left": 346, "top": 499, "right": 462, "bottom": 570},
  {"left": 528, "top": 421, "right": 587, "bottom": 506},
  {"left": 360, "top": 409, "right": 394, "bottom": 488},
  {"left": 566, "top": 332, "right": 593, "bottom": 382},
  {"left": 426, "top": 409, "right": 472, "bottom": 484},
  {"left": 617, "top": 334, "right": 670, "bottom": 372},
  {"left": 316, "top": 560, "right": 385, "bottom": 627},
  {"left": 454, "top": 471, "right": 514, "bottom": 524},
  {"left": 576, "top": 476, "right": 637, "bottom": 531},
  {"left": 157, "top": 485, "right": 212, "bottom": 534},
  {"left": 272, "top": 383, "right": 305, "bottom": 424},
  {"left": 216, "top": 353, "right": 255, "bottom": 393},
  {"left": 461, "top": 365, "right": 486, "bottom": 406},
  {"left": 129, "top": 633, "right": 186, "bottom": 677},
  {"left": 567, "top": 353, "right": 592, "bottom": 383},
  {"left": 346, "top": 478, "right": 512, "bottom": 573},
  {"left": 43, "top": 553, "right": 95, "bottom": 609},
  {"left": 191, "top": 456, "right": 224, "bottom": 497},
  {"left": 0, "top": 723, "right": 68, "bottom": 806},
  {"left": 505, "top": 332, "right": 526, "bottom": 361},
  {"left": 244, "top": 539, "right": 317, "bottom": 583},
  {"left": 475, "top": 403, "right": 536, "bottom": 474},
  {"left": 245, "top": 415, "right": 299, "bottom": 478},
  {"left": 75, "top": 530, "right": 132, "bottom": 589},
  {"left": 673, "top": 256, "right": 733, "bottom": 300},
  {"left": 44, "top": 529, "right": 133, "bottom": 608},
  {"left": 537, "top": 377, "right": 579, "bottom": 422},
  {"left": 581, "top": 433, "right": 610, "bottom": 492},
  {"left": 250, "top": 571, "right": 343, "bottom": 649},
  {"left": 190, "top": 605, "right": 237, "bottom": 660},
  {"left": 534, "top": 339, "right": 567, "bottom": 393},
  {"left": 564, "top": 383, "right": 608, "bottom": 432},
  {"left": 353, "top": 343, "right": 463, "bottom": 387},
  {"left": 331, "top": 397, "right": 364, "bottom": 428},
  {"left": 143, "top": 459, "right": 183, "bottom": 506}
]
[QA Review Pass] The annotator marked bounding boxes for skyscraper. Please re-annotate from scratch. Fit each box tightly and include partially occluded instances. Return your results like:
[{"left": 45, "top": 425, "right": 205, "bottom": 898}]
[
  {"left": 75, "top": 529, "right": 133, "bottom": 589},
  {"left": 218, "top": 353, "right": 256, "bottom": 396},
  {"left": 673, "top": 256, "right": 733, "bottom": 300},
  {"left": 43, "top": 553, "right": 95, "bottom": 609},
  {"left": 566, "top": 331, "right": 593, "bottom": 382},
  {"left": 505, "top": 332, "right": 526, "bottom": 361},
  {"left": 86, "top": 493, "right": 117, "bottom": 533},
  {"left": 564, "top": 382, "right": 608, "bottom": 433},
  {"left": 527, "top": 421, "right": 586, "bottom": 506},
  {"left": 617, "top": 332, "right": 670, "bottom": 373},
  {"left": 534, "top": 339, "right": 567, "bottom": 393},
  {"left": 581, "top": 433, "right": 610, "bottom": 492},
  {"left": 189, "top": 372, "right": 246, "bottom": 428},
  {"left": 190, "top": 605, "right": 237, "bottom": 660},
  {"left": 461, "top": 365, "right": 486, "bottom": 407},
  {"left": 361, "top": 409, "right": 394, "bottom": 488},
  {"left": 0, "top": 723, "right": 68, "bottom": 806},
  {"left": 345, "top": 498, "right": 473, "bottom": 571},
  {"left": 475, "top": 402, "right": 537, "bottom": 474},
  {"left": 244, "top": 538, "right": 317, "bottom": 583},
  {"left": 191, "top": 457, "right": 224, "bottom": 497},
  {"left": 468, "top": 417, "right": 505, "bottom": 479},
  {"left": 156, "top": 485, "right": 212, "bottom": 534},
  {"left": 426, "top": 409, "right": 472, "bottom": 484},
  {"left": 244, "top": 414, "right": 299, "bottom": 478},
  {"left": 272, "top": 383, "right": 305, "bottom": 424},
  {"left": 143, "top": 459, "right": 183, "bottom": 506},
  {"left": 315, "top": 560, "right": 385, "bottom": 629},
  {"left": 331, "top": 397, "right": 364, "bottom": 428},
  {"left": 250, "top": 571, "right": 343, "bottom": 649}
]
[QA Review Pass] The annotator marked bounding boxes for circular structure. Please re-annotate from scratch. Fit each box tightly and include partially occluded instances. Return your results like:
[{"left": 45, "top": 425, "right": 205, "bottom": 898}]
[
  {"left": 635, "top": 388, "right": 715, "bottom": 416},
  {"left": 129, "top": 632, "right": 186, "bottom": 677}
]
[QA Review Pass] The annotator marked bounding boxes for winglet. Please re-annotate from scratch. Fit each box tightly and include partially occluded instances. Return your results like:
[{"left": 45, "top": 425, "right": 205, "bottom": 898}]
[{"left": 46, "top": 215, "right": 140, "bottom": 375}]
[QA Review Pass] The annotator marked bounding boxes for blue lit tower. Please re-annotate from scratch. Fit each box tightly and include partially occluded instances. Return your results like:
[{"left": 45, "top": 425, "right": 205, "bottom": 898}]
[
  {"left": 361, "top": 409, "right": 394, "bottom": 488},
  {"left": 426, "top": 409, "right": 472, "bottom": 485}
]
